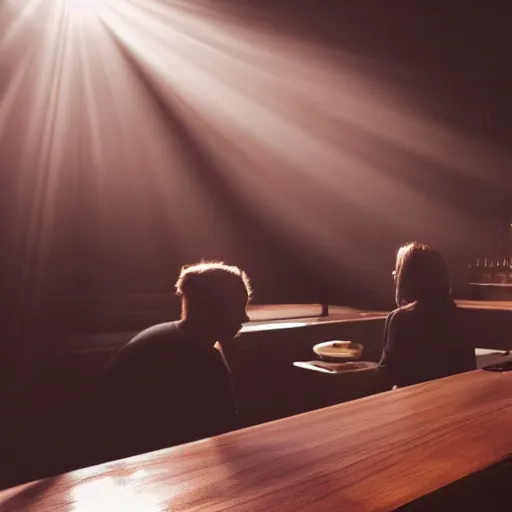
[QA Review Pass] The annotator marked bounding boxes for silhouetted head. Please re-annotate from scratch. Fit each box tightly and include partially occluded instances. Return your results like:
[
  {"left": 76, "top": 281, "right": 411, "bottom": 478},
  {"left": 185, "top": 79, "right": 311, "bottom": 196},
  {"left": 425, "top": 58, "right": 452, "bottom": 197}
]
[
  {"left": 394, "top": 242, "right": 451, "bottom": 307},
  {"left": 176, "top": 261, "right": 252, "bottom": 343}
]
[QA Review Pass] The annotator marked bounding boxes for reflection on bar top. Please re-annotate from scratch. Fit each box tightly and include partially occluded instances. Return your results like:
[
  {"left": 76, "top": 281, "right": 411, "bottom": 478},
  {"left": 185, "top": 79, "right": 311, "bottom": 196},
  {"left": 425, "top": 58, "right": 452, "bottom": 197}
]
[{"left": 242, "top": 322, "right": 307, "bottom": 332}]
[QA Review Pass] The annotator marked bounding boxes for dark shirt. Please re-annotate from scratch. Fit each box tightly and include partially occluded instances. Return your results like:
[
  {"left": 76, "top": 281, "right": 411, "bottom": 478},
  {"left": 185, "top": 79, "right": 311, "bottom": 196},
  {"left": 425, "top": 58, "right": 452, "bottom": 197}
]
[
  {"left": 379, "top": 299, "right": 476, "bottom": 389},
  {"left": 95, "top": 322, "right": 237, "bottom": 461}
]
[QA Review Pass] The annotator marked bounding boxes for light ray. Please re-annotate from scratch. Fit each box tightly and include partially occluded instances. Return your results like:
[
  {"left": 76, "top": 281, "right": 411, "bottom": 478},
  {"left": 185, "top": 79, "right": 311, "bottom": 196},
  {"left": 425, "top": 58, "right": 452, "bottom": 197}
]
[
  {"left": 1, "top": 0, "right": 507, "bottom": 298},
  {"left": 1, "top": 0, "right": 45, "bottom": 47}
]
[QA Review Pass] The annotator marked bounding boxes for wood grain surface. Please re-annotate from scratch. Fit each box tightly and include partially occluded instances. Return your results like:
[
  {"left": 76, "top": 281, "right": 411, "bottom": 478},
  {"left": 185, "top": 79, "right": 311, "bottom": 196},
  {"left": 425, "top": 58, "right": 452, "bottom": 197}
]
[{"left": 0, "top": 370, "right": 510, "bottom": 512}]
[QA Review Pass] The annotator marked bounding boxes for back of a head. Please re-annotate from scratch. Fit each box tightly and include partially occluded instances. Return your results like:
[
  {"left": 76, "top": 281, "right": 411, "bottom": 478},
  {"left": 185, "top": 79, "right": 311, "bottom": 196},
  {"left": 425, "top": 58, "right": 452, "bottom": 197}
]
[
  {"left": 175, "top": 261, "right": 252, "bottom": 338},
  {"left": 395, "top": 242, "right": 451, "bottom": 307},
  {"left": 176, "top": 261, "right": 251, "bottom": 303}
]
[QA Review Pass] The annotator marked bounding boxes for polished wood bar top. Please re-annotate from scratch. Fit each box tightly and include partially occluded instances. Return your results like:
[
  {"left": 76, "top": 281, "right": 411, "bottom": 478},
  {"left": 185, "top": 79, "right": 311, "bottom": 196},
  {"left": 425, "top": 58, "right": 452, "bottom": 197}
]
[
  {"left": 1, "top": 370, "right": 510, "bottom": 512},
  {"left": 456, "top": 299, "right": 512, "bottom": 310},
  {"left": 469, "top": 283, "right": 512, "bottom": 287}
]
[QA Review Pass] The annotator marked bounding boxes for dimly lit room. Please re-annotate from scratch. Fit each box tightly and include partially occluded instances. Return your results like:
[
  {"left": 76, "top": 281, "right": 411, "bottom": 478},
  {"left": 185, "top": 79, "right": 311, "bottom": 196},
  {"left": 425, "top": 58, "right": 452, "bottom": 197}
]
[{"left": 0, "top": 0, "right": 511, "bottom": 510}]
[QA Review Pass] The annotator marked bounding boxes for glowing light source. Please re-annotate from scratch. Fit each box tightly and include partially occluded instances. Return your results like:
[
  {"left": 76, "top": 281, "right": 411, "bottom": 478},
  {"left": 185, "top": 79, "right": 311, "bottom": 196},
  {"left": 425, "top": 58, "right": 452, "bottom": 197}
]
[
  {"left": 65, "top": 0, "right": 97, "bottom": 8},
  {"left": 63, "top": 0, "right": 105, "bottom": 15}
]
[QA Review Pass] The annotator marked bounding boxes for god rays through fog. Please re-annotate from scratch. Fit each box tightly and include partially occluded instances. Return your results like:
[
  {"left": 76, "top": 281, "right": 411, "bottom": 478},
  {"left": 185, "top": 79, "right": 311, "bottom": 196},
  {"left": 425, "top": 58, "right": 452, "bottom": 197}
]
[{"left": 0, "top": 0, "right": 508, "bottom": 283}]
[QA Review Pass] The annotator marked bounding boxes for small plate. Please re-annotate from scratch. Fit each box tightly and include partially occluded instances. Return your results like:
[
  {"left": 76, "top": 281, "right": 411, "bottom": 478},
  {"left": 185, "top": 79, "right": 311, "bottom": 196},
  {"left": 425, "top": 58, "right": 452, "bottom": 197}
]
[
  {"left": 293, "top": 361, "right": 377, "bottom": 374},
  {"left": 313, "top": 340, "right": 363, "bottom": 361}
]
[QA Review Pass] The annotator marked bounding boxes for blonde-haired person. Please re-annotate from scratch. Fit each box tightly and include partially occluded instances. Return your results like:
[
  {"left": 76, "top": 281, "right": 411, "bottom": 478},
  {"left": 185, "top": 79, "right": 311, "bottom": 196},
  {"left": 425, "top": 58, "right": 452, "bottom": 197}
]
[
  {"left": 96, "top": 261, "right": 251, "bottom": 462},
  {"left": 379, "top": 242, "right": 476, "bottom": 389}
]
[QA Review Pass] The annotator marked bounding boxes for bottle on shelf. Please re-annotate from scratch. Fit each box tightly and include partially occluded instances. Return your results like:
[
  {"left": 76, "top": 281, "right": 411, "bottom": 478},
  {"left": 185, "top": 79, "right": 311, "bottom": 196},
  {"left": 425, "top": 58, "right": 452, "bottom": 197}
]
[
  {"left": 502, "top": 258, "right": 509, "bottom": 284},
  {"left": 507, "top": 258, "right": 512, "bottom": 284},
  {"left": 468, "top": 258, "right": 481, "bottom": 284},
  {"left": 480, "top": 258, "right": 491, "bottom": 283},
  {"left": 494, "top": 259, "right": 507, "bottom": 284},
  {"left": 482, "top": 258, "right": 496, "bottom": 284}
]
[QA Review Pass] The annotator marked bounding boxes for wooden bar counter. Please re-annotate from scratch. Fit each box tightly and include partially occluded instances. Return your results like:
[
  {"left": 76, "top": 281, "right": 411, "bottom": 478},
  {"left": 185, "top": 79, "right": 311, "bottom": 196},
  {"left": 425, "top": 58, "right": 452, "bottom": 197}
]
[{"left": 0, "top": 370, "right": 510, "bottom": 512}]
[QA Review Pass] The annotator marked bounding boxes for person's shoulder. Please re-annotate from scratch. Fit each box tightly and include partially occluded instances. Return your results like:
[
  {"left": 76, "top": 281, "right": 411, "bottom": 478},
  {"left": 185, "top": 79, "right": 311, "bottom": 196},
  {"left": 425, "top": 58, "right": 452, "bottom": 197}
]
[
  {"left": 129, "top": 321, "right": 182, "bottom": 346},
  {"left": 118, "top": 322, "right": 183, "bottom": 359},
  {"left": 106, "top": 322, "right": 183, "bottom": 372},
  {"left": 101, "top": 322, "right": 184, "bottom": 391},
  {"left": 387, "top": 302, "right": 417, "bottom": 322}
]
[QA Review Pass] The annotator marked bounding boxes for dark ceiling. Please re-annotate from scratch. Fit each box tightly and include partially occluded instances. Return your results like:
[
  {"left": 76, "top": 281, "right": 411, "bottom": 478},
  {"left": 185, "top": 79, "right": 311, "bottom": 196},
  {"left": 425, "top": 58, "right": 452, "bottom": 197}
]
[{"left": 212, "top": 1, "right": 511, "bottom": 90}]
